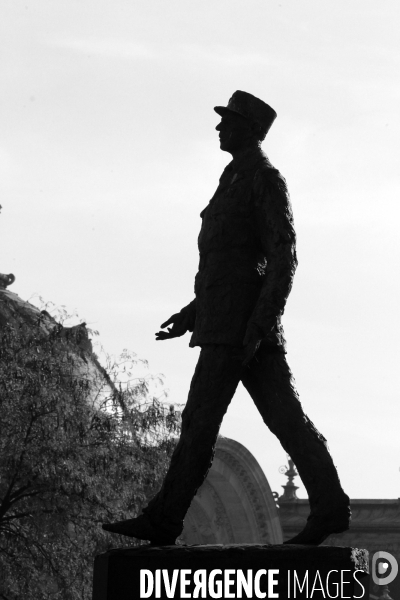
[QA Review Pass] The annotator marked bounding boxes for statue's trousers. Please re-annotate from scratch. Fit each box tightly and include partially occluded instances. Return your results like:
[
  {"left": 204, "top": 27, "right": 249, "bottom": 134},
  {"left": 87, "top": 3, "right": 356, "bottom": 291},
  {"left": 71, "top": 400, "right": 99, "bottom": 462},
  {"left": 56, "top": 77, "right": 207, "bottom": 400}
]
[{"left": 144, "top": 343, "right": 347, "bottom": 537}]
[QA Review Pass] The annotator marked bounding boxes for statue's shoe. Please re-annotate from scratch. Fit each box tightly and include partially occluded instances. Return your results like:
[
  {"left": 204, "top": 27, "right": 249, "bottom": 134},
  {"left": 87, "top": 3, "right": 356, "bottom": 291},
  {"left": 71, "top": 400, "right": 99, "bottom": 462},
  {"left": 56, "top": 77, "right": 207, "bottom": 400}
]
[
  {"left": 284, "top": 511, "right": 350, "bottom": 546},
  {"left": 102, "top": 514, "right": 177, "bottom": 545}
]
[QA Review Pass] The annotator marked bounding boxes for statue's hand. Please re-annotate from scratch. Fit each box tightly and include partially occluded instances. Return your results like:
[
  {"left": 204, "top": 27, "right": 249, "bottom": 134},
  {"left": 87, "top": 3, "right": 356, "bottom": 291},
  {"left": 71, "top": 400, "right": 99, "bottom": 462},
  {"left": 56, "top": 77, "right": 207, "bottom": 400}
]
[
  {"left": 155, "top": 312, "right": 191, "bottom": 341},
  {"left": 242, "top": 325, "right": 263, "bottom": 366}
]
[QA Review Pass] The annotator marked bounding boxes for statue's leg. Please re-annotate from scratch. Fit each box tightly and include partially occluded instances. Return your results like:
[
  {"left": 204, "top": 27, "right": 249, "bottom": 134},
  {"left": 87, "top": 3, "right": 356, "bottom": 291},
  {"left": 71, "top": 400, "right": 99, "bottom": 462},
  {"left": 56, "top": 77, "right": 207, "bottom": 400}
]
[
  {"left": 241, "top": 345, "right": 350, "bottom": 544},
  {"left": 142, "top": 343, "right": 242, "bottom": 538},
  {"left": 102, "top": 343, "right": 239, "bottom": 544},
  {"left": 103, "top": 344, "right": 240, "bottom": 541}
]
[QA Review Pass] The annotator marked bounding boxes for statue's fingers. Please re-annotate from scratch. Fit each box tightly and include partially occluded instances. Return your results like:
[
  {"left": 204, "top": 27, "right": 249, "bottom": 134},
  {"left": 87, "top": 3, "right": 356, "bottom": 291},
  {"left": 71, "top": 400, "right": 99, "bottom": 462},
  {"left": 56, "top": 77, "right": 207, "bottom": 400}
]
[
  {"left": 156, "top": 327, "right": 178, "bottom": 340},
  {"left": 155, "top": 331, "right": 170, "bottom": 340}
]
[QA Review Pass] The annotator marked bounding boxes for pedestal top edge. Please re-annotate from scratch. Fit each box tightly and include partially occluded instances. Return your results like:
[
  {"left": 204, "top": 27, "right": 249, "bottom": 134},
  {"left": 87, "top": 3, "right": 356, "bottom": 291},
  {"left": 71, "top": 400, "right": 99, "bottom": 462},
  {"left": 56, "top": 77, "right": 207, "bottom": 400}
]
[{"left": 99, "top": 544, "right": 368, "bottom": 570}]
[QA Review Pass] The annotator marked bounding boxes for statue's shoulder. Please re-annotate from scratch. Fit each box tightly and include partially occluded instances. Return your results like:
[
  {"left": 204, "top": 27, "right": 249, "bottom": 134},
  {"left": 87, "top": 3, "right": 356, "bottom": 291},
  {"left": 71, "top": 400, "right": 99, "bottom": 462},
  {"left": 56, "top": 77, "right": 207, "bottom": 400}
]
[{"left": 254, "top": 158, "right": 289, "bottom": 199}]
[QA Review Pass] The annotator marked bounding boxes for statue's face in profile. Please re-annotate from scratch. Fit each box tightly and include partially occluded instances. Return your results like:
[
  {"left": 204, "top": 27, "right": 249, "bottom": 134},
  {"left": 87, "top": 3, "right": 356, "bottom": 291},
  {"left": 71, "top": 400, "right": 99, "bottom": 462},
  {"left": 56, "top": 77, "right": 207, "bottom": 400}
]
[{"left": 215, "top": 112, "right": 253, "bottom": 154}]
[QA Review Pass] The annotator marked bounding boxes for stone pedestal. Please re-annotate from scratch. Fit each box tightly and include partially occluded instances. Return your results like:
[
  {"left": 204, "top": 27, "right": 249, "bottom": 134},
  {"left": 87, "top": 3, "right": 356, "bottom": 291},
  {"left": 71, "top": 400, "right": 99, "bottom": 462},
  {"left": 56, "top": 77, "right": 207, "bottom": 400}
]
[{"left": 92, "top": 544, "right": 369, "bottom": 599}]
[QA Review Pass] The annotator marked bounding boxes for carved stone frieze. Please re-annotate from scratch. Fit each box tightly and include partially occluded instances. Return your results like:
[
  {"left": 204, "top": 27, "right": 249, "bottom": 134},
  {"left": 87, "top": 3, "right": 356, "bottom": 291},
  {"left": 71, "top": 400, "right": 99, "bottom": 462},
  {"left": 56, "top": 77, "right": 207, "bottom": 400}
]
[{"left": 182, "top": 436, "right": 283, "bottom": 545}]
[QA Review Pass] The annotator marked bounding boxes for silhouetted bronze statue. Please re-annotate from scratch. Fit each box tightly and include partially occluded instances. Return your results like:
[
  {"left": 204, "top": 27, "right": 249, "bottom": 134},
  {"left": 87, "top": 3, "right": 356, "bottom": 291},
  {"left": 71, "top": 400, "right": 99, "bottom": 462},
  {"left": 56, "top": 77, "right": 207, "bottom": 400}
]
[{"left": 103, "top": 91, "right": 350, "bottom": 545}]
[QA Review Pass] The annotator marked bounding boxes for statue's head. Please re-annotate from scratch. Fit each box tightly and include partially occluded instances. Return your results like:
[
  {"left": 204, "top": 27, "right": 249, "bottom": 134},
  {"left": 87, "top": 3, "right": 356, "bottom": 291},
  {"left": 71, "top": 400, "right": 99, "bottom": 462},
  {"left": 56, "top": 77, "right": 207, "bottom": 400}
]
[{"left": 214, "top": 91, "right": 277, "bottom": 154}]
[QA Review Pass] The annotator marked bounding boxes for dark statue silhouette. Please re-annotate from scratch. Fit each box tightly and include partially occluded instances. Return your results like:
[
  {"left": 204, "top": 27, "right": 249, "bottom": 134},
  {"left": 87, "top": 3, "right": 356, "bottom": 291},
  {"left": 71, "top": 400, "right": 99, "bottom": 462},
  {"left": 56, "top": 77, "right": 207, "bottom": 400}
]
[{"left": 103, "top": 91, "right": 351, "bottom": 545}]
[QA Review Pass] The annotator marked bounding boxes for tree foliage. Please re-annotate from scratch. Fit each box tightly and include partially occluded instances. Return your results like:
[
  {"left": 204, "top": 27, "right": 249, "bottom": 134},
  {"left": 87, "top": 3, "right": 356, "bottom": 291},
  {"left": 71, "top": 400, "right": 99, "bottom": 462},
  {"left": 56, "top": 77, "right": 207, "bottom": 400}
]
[{"left": 0, "top": 298, "right": 179, "bottom": 600}]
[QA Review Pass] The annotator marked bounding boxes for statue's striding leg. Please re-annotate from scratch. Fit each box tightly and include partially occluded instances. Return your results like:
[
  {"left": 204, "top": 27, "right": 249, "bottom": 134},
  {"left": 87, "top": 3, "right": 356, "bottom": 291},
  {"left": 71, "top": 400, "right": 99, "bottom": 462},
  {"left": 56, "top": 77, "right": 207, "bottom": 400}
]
[
  {"left": 241, "top": 345, "right": 350, "bottom": 545},
  {"left": 103, "top": 344, "right": 242, "bottom": 543},
  {"left": 143, "top": 343, "right": 242, "bottom": 538}
]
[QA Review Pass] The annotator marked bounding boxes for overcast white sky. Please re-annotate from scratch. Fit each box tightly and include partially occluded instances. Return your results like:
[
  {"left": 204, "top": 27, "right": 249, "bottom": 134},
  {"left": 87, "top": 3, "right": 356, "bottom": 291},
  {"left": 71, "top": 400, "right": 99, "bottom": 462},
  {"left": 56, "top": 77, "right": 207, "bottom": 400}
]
[{"left": 1, "top": 0, "right": 399, "bottom": 500}]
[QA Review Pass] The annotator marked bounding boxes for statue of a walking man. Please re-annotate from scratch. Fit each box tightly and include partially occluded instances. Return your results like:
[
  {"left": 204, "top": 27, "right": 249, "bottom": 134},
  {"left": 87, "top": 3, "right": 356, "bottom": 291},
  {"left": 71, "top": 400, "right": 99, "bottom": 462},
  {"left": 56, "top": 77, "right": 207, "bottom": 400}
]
[{"left": 103, "top": 91, "right": 351, "bottom": 545}]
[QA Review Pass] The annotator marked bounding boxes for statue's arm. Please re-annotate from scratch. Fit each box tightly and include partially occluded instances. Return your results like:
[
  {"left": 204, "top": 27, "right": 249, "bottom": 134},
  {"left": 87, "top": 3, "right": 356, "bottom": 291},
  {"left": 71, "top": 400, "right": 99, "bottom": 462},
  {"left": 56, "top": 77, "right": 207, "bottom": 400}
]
[
  {"left": 245, "top": 170, "right": 298, "bottom": 344},
  {"left": 179, "top": 299, "right": 196, "bottom": 332},
  {"left": 155, "top": 299, "right": 196, "bottom": 341}
]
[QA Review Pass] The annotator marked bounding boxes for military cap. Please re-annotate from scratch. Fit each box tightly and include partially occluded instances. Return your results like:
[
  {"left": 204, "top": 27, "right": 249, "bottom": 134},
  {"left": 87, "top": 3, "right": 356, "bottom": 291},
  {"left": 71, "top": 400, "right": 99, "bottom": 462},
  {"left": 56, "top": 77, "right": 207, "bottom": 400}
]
[{"left": 214, "top": 90, "right": 277, "bottom": 134}]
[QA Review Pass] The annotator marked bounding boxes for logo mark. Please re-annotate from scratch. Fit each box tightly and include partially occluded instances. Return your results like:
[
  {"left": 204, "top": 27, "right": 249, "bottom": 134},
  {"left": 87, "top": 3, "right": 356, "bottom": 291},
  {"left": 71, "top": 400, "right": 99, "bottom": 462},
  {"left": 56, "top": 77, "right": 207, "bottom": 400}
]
[{"left": 372, "top": 552, "right": 398, "bottom": 586}]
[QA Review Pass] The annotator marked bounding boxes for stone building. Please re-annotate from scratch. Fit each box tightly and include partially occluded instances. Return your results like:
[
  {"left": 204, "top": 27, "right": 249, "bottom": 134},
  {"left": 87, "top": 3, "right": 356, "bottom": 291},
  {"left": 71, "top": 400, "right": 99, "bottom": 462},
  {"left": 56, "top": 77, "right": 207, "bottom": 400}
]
[
  {"left": 181, "top": 436, "right": 283, "bottom": 545},
  {"left": 278, "top": 460, "right": 400, "bottom": 599}
]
